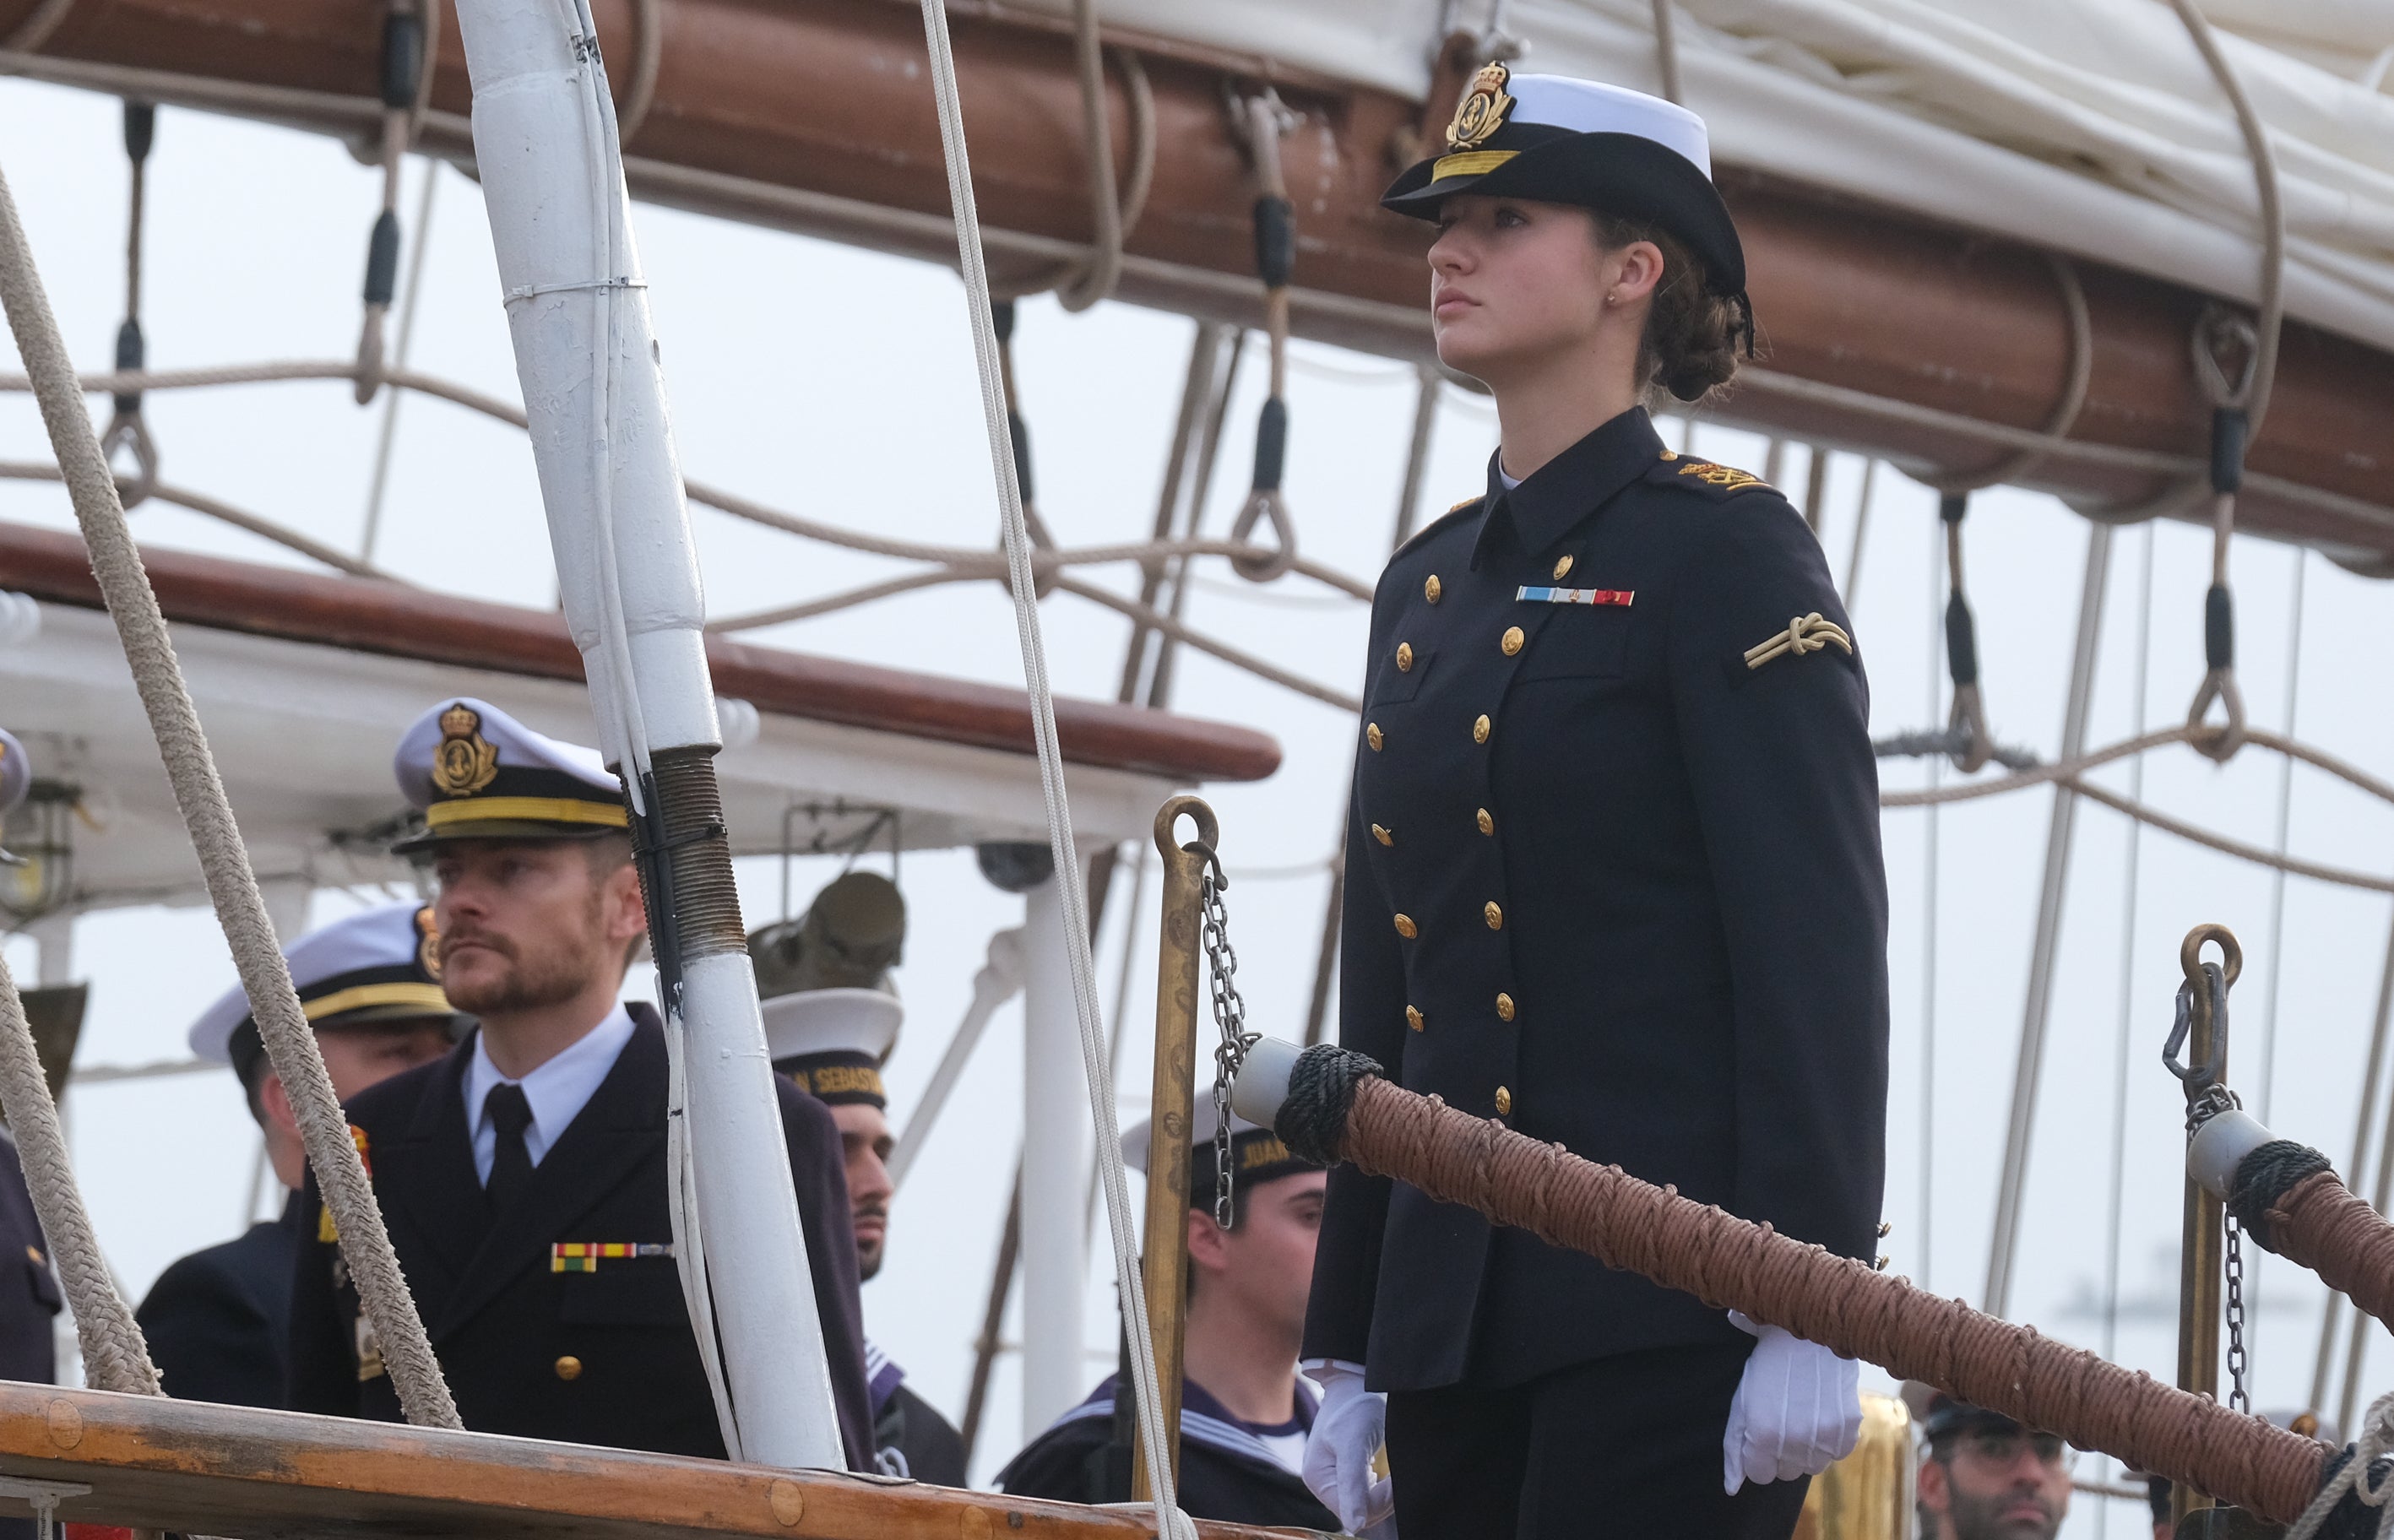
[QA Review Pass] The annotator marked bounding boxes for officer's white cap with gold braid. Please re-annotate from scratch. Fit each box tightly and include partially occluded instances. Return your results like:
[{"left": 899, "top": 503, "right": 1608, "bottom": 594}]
[
  {"left": 187, "top": 899, "right": 466, "bottom": 1069},
  {"left": 391, "top": 697, "right": 626, "bottom": 851},
  {"left": 1382, "top": 63, "right": 1747, "bottom": 319}
]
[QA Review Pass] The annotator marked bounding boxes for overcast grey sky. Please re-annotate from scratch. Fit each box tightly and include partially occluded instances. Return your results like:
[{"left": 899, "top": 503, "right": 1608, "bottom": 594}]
[{"left": 1, "top": 70, "right": 2390, "bottom": 1535}]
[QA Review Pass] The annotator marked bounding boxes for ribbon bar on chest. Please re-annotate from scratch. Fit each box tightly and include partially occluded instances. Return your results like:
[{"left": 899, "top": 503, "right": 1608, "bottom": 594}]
[{"left": 1516, "top": 586, "right": 1634, "bottom": 606}]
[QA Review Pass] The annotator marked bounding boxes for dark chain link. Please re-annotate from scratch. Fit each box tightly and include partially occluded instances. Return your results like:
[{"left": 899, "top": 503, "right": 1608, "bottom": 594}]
[
  {"left": 1198, "top": 857, "right": 1258, "bottom": 1230},
  {"left": 2224, "top": 1207, "right": 2251, "bottom": 1414}
]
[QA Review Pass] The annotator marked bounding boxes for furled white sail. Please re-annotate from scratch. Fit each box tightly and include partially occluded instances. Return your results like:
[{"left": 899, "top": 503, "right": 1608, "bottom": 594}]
[{"left": 1085, "top": 0, "right": 2394, "bottom": 350}]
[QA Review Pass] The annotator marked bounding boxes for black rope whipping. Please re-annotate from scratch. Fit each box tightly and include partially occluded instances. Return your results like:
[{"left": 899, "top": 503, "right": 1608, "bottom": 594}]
[
  {"left": 1276, "top": 1044, "right": 1384, "bottom": 1167},
  {"left": 2229, "top": 1138, "right": 2334, "bottom": 1253},
  {"left": 987, "top": 299, "right": 1058, "bottom": 596},
  {"left": 2307, "top": 1446, "right": 2394, "bottom": 1539},
  {"left": 1940, "top": 492, "right": 1994, "bottom": 772},
  {"left": 100, "top": 99, "right": 160, "bottom": 506}
]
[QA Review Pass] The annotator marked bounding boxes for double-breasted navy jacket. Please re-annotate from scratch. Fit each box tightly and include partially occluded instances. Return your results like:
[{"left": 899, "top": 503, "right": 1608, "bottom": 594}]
[
  {"left": 1301, "top": 407, "right": 1890, "bottom": 1393},
  {"left": 287, "top": 1006, "right": 875, "bottom": 1467}
]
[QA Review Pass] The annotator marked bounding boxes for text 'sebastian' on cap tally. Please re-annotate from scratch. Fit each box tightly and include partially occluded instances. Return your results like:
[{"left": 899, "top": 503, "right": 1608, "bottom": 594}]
[
  {"left": 391, "top": 697, "right": 628, "bottom": 851},
  {"left": 1382, "top": 63, "right": 1749, "bottom": 317}
]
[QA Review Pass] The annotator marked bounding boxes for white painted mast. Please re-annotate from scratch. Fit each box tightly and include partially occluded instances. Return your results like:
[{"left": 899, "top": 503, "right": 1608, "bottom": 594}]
[{"left": 451, "top": 0, "right": 844, "bottom": 1470}]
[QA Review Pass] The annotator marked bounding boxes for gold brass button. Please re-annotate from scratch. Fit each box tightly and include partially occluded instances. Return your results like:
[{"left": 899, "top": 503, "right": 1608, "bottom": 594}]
[
  {"left": 1367, "top": 723, "right": 1384, "bottom": 751},
  {"left": 1484, "top": 902, "right": 1503, "bottom": 930},
  {"left": 1476, "top": 808, "right": 1495, "bottom": 836},
  {"left": 1396, "top": 642, "right": 1414, "bottom": 672},
  {"left": 1371, "top": 823, "right": 1393, "bottom": 847},
  {"left": 1425, "top": 574, "right": 1442, "bottom": 604},
  {"left": 554, "top": 1355, "right": 584, "bottom": 1381},
  {"left": 1501, "top": 626, "right": 1524, "bottom": 657},
  {"left": 1494, "top": 1087, "right": 1512, "bottom": 1117},
  {"left": 1553, "top": 554, "right": 1574, "bottom": 581},
  {"left": 1473, "top": 713, "right": 1491, "bottom": 745},
  {"left": 1659, "top": 448, "right": 1679, "bottom": 462},
  {"left": 1406, "top": 1006, "right": 1425, "bottom": 1032},
  {"left": 1393, "top": 914, "right": 1418, "bottom": 940},
  {"left": 1496, "top": 992, "right": 1516, "bottom": 1022}
]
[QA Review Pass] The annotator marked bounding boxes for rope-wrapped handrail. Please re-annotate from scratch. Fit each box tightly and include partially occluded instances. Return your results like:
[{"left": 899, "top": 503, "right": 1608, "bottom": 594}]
[{"left": 1253, "top": 1042, "right": 2339, "bottom": 1525}]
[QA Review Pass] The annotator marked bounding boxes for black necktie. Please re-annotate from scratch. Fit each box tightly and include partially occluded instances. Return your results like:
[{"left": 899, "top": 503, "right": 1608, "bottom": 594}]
[{"left": 486, "top": 1082, "right": 535, "bottom": 1215}]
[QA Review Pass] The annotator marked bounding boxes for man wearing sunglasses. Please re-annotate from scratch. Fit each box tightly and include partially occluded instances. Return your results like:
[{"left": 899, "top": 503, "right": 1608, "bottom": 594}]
[{"left": 1914, "top": 1389, "right": 2072, "bottom": 1540}]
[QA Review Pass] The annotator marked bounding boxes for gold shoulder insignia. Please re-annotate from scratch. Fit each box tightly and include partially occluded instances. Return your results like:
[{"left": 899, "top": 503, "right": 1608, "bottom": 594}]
[
  {"left": 1447, "top": 62, "right": 1514, "bottom": 151},
  {"left": 1744, "top": 614, "right": 1854, "bottom": 671},
  {"left": 432, "top": 703, "right": 499, "bottom": 797},
  {"left": 1678, "top": 460, "right": 1767, "bottom": 491},
  {"left": 1447, "top": 496, "right": 1481, "bottom": 514}
]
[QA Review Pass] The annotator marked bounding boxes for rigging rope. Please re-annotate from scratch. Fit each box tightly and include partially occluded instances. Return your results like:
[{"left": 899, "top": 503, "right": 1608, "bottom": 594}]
[
  {"left": 1650, "top": 0, "right": 1682, "bottom": 105},
  {"left": 1225, "top": 93, "right": 1299, "bottom": 583},
  {"left": 1937, "top": 494, "right": 1996, "bottom": 772},
  {"left": 351, "top": 0, "right": 421, "bottom": 404},
  {"left": 0, "top": 147, "right": 462, "bottom": 1430},
  {"left": 99, "top": 100, "right": 156, "bottom": 509},
  {"left": 989, "top": 301, "right": 1062, "bottom": 598},
  {"left": 2317, "top": 916, "right": 2394, "bottom": 1423},
  {"left": 2097, "top": 524, "right": 2155, "bottom": 1396},
  {"left": 908, "top": 0, "right": 1191, "bottom": 1527}
]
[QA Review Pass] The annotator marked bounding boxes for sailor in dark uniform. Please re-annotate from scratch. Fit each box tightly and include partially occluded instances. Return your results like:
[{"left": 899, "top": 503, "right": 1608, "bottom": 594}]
[
  {"left": 286, "top": 698, "right": 876, "bottom": 1468},
  {"left": 140, "top": 903, "right": 463, "bottom": 1407},
  {"left": 1301, "top": 67, "right": 1889, "bottom": 1539},
  {"left": 997, "top": 1101, "right": 1338, "bottom": 1532},
  {"left": 750, "top": 872, "right": 966, "bottom": 1486}
]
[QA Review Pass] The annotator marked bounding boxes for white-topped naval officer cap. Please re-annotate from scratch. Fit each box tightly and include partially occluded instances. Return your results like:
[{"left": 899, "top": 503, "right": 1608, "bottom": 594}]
[
  {"left": 391, "top": 697, "right": 627, "bottom": 851},
  {"left": 1502, "top": 75, "right": 1710, "bottom": 176},
  {"left": 187, "top": 899, "right": 464, "bottom": 1072}
]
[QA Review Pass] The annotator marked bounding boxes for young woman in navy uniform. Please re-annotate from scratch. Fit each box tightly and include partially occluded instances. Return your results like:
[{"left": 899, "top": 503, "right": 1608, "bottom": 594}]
[{"left": 1298, "top": 68, "right": 1889, "bottom": 1540}]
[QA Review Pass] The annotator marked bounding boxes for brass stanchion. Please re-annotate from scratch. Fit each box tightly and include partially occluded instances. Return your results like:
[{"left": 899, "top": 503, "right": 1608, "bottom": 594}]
[
  {"left": 1130, "top": 794, "right": 1213, "bottom": 1500},
  {"left": 2171, "top": 922, "right": 2243, "bottom": 1529}
]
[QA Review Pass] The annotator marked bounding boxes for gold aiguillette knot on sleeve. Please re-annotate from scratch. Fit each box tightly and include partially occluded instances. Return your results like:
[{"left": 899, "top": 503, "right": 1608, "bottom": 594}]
[{"left": 1744, "top": 613, "right": 1854, "bottom": 671}]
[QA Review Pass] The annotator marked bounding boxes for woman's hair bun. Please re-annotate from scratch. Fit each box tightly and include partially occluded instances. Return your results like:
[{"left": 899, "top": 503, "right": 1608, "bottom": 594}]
[{"left": 1592, "top": 215, "right": 1743, "bottom": 405}]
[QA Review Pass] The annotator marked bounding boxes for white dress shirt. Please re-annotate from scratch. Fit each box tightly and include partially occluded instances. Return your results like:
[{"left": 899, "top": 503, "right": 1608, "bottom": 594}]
[{"left": 462, "top": 1004, "right": 638, "bottom": 1185}]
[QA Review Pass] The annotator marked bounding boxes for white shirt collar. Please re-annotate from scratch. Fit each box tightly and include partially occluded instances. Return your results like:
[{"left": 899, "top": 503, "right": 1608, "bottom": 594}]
[{"left": 462, "top": 1004, "right": 638, "bottom": 1184}]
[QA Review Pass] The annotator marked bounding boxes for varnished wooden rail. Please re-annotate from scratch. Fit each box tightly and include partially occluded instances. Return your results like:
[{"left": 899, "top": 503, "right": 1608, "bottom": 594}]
[{"left": 0, "top": 1381, "right": 1316, "bottom": 1540}]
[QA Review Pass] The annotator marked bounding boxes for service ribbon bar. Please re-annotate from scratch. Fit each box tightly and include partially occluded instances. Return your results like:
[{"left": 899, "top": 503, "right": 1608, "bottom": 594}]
[
  {"left": 551, "top": 1242, "right": 676, "bottom": 1272},
  {"left": 1517, "top": 585, "right": 1634, "bottom": 606}
]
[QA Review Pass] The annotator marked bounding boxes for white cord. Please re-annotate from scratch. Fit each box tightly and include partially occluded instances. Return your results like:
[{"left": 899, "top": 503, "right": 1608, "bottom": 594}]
[
  {"left": 908, "top": 0, "right": 1192, "bottom": 1532},
  {"left": 665, "top": 1002, "right": 743, "bottom": 1459}
]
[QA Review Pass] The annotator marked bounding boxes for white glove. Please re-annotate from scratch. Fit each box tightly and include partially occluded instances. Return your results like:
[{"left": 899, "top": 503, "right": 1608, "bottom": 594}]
[
  {"left": 1721, "top": 1310, "right": 1861, "bottom": 1494},
  {"left": 1302, "top": 1358, "right": 1396, "bottom": 1534}
]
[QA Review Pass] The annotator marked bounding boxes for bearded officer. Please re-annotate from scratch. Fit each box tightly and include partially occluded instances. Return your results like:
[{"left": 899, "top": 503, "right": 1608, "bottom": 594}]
[
  {"left": 751, "top": 870, "right": 967, "bottom": 1486},
  {"left": 285, "top": 698, "right": 875, "bottom": 1467},
  {"left": 142, "top": 903, "right": 462, "bottom": 1406}
]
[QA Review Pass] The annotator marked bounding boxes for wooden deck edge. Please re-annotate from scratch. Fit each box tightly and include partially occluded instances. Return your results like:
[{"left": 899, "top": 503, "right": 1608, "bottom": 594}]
[{"left": 0, "top": 1382, "right": 1319, "bottom": 1540}]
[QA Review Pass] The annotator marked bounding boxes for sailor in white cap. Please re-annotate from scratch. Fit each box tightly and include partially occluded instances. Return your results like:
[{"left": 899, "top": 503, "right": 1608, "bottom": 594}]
[
  {"left": 1308, "top": 65, "right": 1884, "bottom": 1540},
  {"left": 751, "top": 870, "right": 966, "bottom": 1487},
  {"left": 138, "top": 902, "right": 464, "bottom": 1408},
  {"left": 286, "top": 698, "right": 876, "bottom": 1467},
  {"left": 996, "top": 1089, "right": 1335, "bottom": 1531}
]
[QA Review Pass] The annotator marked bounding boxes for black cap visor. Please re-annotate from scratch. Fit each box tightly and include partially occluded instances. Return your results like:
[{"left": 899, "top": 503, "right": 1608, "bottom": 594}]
[{"left": 1383, "top": 131, "right": 1745, "bottom": 297}]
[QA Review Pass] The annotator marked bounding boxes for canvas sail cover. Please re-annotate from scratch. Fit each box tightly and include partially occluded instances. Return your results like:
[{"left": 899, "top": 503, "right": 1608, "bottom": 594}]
[{"left": 1078, "top": 0, "right": 2394, "bottom": 353}]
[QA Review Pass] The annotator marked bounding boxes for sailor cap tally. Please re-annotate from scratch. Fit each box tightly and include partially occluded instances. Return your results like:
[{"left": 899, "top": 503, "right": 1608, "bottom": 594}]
[
  {"left": 392, "top": 697, "right": 626, "bottom": 851},
  {"left": 751, "top": 870, "right": 909, "bottom": 1107},
  {"left": 1382, "top": 64, "right": 1747, "bottom": 314},
  {"left": 188, "top": 899, "right": 468, "bottom": 1081},
  {"left": 1121, "top": 1086, "right": 1322, "bottom": 1213}
]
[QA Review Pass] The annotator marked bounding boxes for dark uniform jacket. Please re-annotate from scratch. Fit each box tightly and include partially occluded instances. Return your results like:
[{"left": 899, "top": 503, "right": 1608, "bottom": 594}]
[
  {"left": 287, "top": 1005, "right": 876, "bottom": 1468},
  {"left": 138, "top": 1192, "right": 303, "bottom": 1407},
  {"left": 866, "top": 1341, "right": 966, "bottom": 1485},
  {"left": 1304, "top": 408, "right": 1889, "bottom": 1394},
  {"left": 997, "top": 1374, "right": 1336, "bottom": 1532}
]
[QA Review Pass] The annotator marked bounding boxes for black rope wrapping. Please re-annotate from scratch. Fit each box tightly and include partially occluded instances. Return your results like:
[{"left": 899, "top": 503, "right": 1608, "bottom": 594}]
[
  {"left": 2305, "top": 1446, "right": 2394, "bottom": 1539},
  {"left": 2229, "top": 1138, "right": 2335, "bottom": 1253},
  {"left": 1275, "top": 1043, "right": 1384, "bottom": 1167},
  {"left": 1941, "top": 493, "right": 1979, "bottom": 689},
  {"left": 111, "top": 101, "right": 153, "bottom": 420}
]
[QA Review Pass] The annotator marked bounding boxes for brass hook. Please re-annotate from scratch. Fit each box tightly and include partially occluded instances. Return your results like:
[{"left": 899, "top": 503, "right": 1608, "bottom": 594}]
[{"left": 1154, "top": 794, "right": 1223, "bottom": 888}]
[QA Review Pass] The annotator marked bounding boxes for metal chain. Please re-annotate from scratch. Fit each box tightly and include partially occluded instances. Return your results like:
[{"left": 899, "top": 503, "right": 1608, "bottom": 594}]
[
  {"left": 2224, "top": 1207, "right": 2252, "bottom": 1414},
  {"left": 1197, "top": 854, "right": 1259, "bottom": 1229}
]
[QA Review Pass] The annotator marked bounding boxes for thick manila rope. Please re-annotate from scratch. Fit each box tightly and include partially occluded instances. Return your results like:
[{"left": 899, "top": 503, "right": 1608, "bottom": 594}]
[
  {"left": 0, "top": 954, "right": 157, "bottom": 1395},
  {"left": 0, "top": 153, "right": 462, "bottom": 1431},
  {"left": 908, "top": 0, "right": 1193, "bottom": 1532},
  {"left": 1273, "top": 1044, "right": 2334, "bottom": 1524}
]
